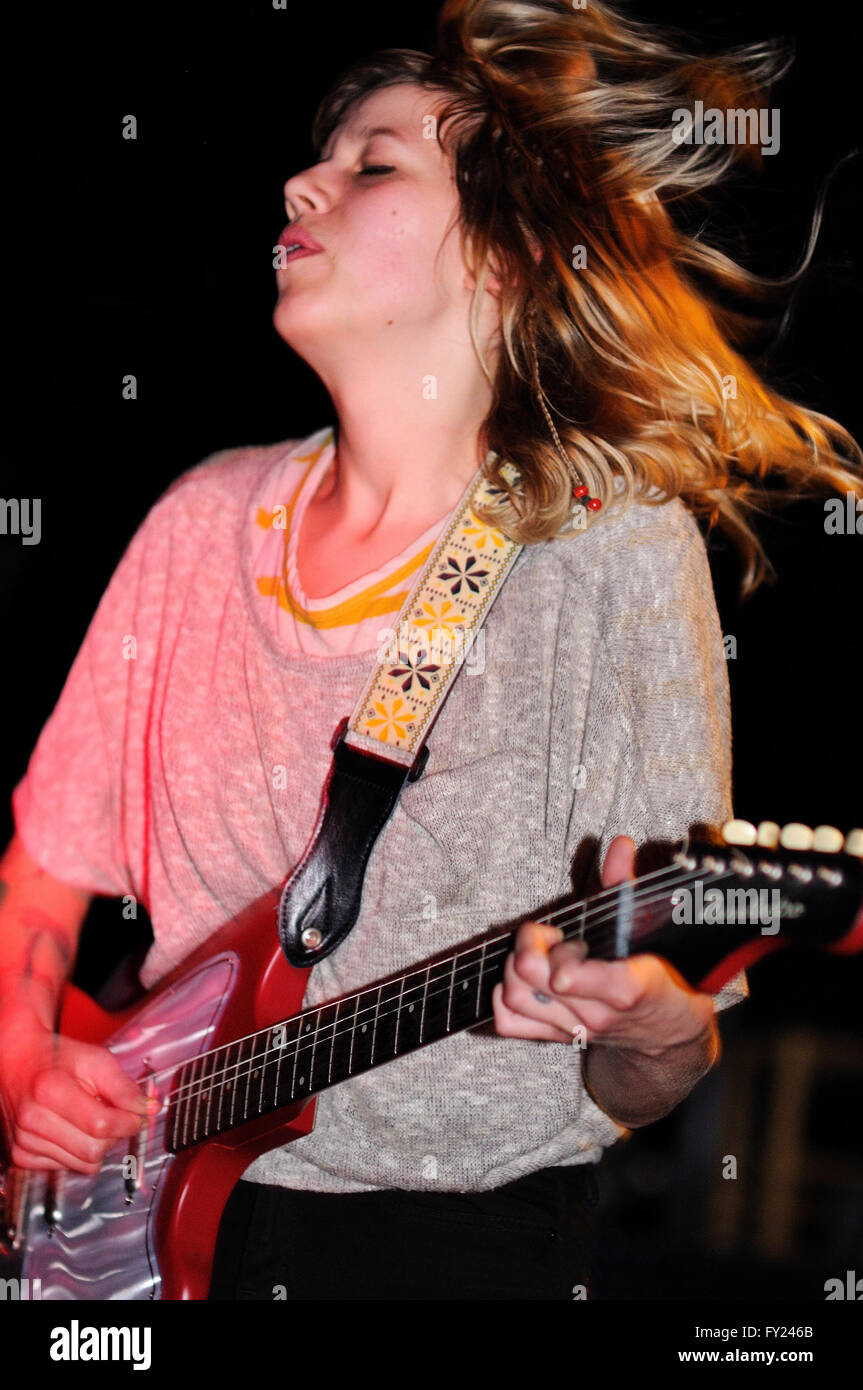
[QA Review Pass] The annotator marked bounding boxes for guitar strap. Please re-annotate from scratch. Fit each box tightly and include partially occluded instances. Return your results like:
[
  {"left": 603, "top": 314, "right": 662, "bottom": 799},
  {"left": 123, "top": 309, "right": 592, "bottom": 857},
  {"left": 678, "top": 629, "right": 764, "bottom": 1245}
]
[{"left": 277, "top": 454, "right": 525, "bottom": 967}]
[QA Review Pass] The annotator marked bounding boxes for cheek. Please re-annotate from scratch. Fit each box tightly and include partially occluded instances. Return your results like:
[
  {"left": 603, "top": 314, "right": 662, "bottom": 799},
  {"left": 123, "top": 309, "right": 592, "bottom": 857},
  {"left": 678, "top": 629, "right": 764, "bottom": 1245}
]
[{"left": 345, "top": 199, "right": 457, "bottom": 302}]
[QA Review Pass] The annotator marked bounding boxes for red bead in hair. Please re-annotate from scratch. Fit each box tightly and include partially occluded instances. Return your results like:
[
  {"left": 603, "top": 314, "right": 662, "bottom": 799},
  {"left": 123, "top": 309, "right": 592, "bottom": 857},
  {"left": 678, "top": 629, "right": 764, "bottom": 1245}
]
[
  {"left": 587, "top": 497, "right": 602, "bottom": 512},
  {"left": 573, "top": 485, "right": 589, "bottom": 499}
]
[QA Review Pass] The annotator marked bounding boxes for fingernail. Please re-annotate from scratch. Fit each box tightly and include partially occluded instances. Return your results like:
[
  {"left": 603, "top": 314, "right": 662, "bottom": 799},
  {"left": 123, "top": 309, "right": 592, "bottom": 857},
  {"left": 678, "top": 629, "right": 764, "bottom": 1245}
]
[{"left": 533, "top": 991, "right": 552, "bottom": 1004}]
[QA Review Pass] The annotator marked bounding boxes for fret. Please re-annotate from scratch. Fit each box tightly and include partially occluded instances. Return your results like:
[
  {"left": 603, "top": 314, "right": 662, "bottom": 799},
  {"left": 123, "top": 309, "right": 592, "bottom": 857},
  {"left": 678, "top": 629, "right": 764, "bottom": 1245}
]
[
  {"left": 291, "top": 1008, "right": 319, "bottom": 1100},
  {"left": 289, "top": 1012, "right": 304, "bottom": 1100},
  {"left": 239, "top": 1037, "right": 252, "bottom": 1122},
  {"left": 369, "top": 985, "right": 384, "bottom": 1065},
  {"left": 237, "top": 1039, "right": 253, "bottom": 1123},
  {"left": 181, "top": 1057, "right": 200, "bottom": 1149},
  {"left": 371, "top": 980, "right": 401, "bottom": 1065},
  {"left": 310, "top": 1003, "right": 339, "bottom": 1092},
  {"left": 393, "top": 975, "right": 406, "bottom": 1055},
  {"left": 168, "top": 1070, "right": 182, "bottom": 1151},
  {"left": 422, "top": 958, "right": 453, "bottom": 1043},
  {"left": 225, "top": 1042, "right": 240, "bottom": 1130},
  {"left": 191, "top": 1054, "right": 207, "bottom": 1145},
  {"left": 445, "top": 953, "right": 458, "bottom": 1033},
  {"left": 349, "top": 989, "right": 375, "bottom": 1075},
  {"left": 419, "top": 964, "right": 432, "bottom": 1043},
  {"left": 207, "top": 1048, "right": 224, "bottom": 1138},
  {"left": 475, "top": 941, "right": 487, "bottom": 1019},
  {"left": 327, "top": 1000, "right": 340, "bottom": 1086},
  {"left": 332, "top": 993, "right": 358, "bottom": 1083},
  {"left": 273, "top": 1016, "right": 302, "bottom": 1108},
  {"left": 259, "top": 1027, "right": 278, "bottom": 1114},
  {"left": 448, "top": 948, "right": 485, "bottom": 1032},
  {"left": 196, "top": 1048, "right": 217, "bottom": 1142},
  {"left": 257, "top": 1026, "right": 281, "bottom": 1115},
  {"left": 395, "top": 970, "right": 425, "bottom": 1052}
]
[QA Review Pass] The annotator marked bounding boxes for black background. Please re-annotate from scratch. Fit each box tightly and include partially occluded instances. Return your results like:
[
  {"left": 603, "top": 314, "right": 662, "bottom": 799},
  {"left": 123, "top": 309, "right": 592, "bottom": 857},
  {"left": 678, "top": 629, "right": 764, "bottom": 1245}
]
[{"left": 2, "top": 0, "right": 861, "bottom": 1303}]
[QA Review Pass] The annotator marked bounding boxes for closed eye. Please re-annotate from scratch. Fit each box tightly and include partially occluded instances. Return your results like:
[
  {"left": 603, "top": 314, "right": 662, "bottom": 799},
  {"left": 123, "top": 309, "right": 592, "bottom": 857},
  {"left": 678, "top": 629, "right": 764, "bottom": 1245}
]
[{"left": 358, "top": 164, "right": 396, "bottom": 177}]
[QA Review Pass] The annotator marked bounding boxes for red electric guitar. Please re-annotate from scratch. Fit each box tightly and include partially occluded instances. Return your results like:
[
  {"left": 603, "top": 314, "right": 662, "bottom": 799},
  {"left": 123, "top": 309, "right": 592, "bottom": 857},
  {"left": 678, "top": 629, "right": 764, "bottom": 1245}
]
[{"left": 1, "top": 818, "right": 861, "bottom": 1300}]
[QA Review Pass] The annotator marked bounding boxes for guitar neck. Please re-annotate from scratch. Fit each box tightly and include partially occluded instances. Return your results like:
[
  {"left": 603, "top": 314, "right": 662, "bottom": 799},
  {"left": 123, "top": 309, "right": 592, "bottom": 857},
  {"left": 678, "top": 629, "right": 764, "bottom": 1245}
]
[
  {"left": 167, "top": 922, "right": 520, "bottom": 1152},
  {"left": 166, "top": 840, "right": 863, "bottom": 1153}
]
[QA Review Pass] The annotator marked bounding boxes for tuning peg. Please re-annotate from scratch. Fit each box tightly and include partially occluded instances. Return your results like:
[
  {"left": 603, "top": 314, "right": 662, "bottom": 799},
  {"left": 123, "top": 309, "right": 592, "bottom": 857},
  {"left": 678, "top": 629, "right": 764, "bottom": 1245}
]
[
  {"left": 756, "top": 821, "right": 781, "bottom": 848},
  {"left": 845, "top": 829, "right": 863, "bottom": 857},
  {"left": 812, "top": 825, "right": 844, "bottom": 853},
  {"left": 780, "top": 822, "right": 814, "bottom": 850},
  {"left": 722, "top": 819, "right": 757, "bottom": 846}
]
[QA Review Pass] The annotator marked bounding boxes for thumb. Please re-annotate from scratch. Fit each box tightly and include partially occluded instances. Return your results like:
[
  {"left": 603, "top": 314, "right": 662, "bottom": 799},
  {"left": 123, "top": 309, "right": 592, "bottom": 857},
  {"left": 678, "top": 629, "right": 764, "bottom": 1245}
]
[{"left": 601, "top": 835, "right": 636, "bottom": 888}]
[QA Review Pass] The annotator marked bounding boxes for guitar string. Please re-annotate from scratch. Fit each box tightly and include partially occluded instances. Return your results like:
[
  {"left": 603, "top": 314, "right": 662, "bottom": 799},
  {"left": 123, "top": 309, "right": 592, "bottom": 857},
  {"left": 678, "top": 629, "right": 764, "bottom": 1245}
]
[
  {"left": 159, "top": 861, "right": 720, "bottom": 1099},
  {"left": 153, "top": 856, "right": 705, "bottom": 1093},
  {"left": 162, "top": 863, "right": 736, "bottom": 1109},
  {"left": 159, "top": 864, "right": 738, "bottom": 1119}
]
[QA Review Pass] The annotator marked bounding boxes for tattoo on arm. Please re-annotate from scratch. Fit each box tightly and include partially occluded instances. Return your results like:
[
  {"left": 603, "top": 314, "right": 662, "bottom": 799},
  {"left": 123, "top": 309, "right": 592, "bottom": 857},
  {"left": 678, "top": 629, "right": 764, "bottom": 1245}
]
[{"left": 19, "top": 911, "right": 74, "bottom": 979}]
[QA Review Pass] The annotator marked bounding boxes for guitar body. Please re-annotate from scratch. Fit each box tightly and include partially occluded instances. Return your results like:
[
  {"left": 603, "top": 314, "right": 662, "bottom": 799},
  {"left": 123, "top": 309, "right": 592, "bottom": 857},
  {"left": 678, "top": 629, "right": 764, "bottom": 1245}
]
[{"left": 17, "top": 887, "right": 314, "bottom": 1301}]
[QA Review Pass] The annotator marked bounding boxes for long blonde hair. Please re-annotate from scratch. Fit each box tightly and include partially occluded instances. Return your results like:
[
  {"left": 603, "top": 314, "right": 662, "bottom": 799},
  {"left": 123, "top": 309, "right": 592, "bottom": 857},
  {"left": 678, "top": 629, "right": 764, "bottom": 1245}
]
[{"left": 311, "top": 0, "right": 862, "bottom": 592}]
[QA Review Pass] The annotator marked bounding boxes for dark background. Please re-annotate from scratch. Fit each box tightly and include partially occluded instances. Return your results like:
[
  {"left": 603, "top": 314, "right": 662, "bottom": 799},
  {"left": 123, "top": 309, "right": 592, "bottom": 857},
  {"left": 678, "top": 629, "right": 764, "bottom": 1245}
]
[{"left": 3, "top": 0, "right": 861, "bottom": 1301}]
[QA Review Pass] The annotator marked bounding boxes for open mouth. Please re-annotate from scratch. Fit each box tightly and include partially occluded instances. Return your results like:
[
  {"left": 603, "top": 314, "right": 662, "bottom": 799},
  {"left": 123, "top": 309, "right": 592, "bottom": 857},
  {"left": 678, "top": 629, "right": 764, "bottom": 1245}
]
[{"left": 277, "top": 228, "right": 324, "bottom": 263}]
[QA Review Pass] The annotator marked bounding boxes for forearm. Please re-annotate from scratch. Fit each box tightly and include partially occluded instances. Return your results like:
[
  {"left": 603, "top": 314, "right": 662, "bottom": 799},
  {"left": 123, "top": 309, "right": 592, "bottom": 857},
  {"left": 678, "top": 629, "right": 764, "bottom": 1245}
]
[
  {"left": 0, "top": 842, "right": 86, "bottom": 1031},
  {"left": 583, "top": 1019, "right": 719, "bottom": 1128}
]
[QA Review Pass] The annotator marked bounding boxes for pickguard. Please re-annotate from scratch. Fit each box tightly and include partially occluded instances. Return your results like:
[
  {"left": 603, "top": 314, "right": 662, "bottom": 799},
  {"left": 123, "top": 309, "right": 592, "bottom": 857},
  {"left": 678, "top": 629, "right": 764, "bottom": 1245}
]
[{"left": 20, "top": 954, "right": 237, "bottom": 1300}]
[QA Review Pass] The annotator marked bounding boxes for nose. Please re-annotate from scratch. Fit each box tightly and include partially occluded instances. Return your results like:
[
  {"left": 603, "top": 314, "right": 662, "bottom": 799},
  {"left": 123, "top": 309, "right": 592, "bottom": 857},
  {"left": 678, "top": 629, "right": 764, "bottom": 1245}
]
[{"left": 283, "top": 163, "right": 333, "bottom": 223}]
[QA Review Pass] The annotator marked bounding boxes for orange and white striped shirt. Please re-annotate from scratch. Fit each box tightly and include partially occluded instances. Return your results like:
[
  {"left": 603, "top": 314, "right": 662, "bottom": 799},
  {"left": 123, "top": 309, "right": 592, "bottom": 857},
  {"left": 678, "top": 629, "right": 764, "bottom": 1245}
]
[{"left": 252, "top": 426, "right": 458, "bottom": 656}]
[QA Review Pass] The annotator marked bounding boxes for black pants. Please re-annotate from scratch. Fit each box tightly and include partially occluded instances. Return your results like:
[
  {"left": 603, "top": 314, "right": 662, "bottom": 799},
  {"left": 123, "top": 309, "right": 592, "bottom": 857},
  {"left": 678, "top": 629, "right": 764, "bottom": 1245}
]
[{"left": 207, "top": 1163, "right": 600, "bottom": 1300}]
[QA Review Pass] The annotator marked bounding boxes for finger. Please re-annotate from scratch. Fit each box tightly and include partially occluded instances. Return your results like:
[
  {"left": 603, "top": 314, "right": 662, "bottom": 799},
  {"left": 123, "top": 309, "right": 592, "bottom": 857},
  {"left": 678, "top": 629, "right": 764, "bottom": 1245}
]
[
  {"left": 548, "top": 955, "right": 645, "bottom": 1010},
  {"left": 492, "top": 982, "right": 574, "bottom": 1044},
  {"left": 7, "top": 1145, "right": 66, "bottom": 1172},
  {"left": 511, "top": 922, "right": 564, "bottom": 955},
  {"left": 601, "top": 835, "right": 636, "bottom": 888},
  {"left": 12, "top": 1129, "right": 104, "bottom": 1175},
  {"left": 32, "top": 1069, "right": 147, "bottom": 1143},
  {"left": 67, "top": 1044, "right": 159, "bottom": 1116},
  {"left": 16, "top": 1097, "right": 128, "bottom": 1168},
  {"left": 502, "top": 954, "right": 583, "bottom": 1040}
]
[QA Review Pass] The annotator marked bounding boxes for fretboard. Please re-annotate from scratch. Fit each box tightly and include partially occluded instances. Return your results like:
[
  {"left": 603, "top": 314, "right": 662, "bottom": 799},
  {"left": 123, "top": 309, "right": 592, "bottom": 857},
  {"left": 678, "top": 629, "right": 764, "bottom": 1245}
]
[
  {"left": 167, "top": 927, "right": 526, "bottom": 1153},
  {"left": 165, "top": 836, "right": 856, "bottom": 1153}
]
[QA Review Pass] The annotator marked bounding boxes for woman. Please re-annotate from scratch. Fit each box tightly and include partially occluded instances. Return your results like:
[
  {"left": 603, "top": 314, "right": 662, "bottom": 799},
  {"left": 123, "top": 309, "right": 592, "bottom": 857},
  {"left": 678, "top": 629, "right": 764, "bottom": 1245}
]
[{"left": 1, "top": 0, "right": 860, "bottom": 1301}]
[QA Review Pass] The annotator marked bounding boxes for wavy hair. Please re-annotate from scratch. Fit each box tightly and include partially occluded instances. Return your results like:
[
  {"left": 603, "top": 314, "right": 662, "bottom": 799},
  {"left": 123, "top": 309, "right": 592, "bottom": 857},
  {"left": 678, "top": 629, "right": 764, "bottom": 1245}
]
[{"left": 310, "top": 0, "right": 862, "bottom": 591}]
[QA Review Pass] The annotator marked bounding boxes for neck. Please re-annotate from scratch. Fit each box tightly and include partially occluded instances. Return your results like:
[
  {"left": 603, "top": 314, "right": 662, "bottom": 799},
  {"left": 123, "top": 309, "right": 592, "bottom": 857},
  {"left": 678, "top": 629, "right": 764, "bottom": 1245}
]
[{"left": 308, "top": 335, "right": 494, "bottom": 531}]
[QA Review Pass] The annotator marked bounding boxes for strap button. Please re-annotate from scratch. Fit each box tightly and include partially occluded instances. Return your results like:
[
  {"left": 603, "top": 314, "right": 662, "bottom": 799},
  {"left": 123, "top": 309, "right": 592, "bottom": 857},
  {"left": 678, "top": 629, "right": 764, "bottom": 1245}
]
[{"left": 301, "top": 927, "right": 323, "bottom": 950}]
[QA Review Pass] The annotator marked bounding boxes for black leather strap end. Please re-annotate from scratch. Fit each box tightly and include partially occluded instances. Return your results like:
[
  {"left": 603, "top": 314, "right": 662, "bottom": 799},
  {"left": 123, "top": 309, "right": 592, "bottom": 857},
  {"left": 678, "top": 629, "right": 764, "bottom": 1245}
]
[{"left": 277, "top": 725, "right": 429, "bottom": 967}]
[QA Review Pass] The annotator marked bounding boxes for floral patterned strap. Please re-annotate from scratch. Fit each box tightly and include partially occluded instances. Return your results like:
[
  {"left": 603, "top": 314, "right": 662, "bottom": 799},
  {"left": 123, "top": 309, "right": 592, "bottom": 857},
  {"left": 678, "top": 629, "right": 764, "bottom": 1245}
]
[{"left": 344, "top": 459, "right": 523, "bottom": 766}]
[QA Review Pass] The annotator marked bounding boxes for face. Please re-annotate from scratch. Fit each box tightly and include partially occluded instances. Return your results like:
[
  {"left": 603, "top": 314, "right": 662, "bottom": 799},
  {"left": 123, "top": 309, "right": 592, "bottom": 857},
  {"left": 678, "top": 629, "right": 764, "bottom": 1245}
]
[{"left": 273, "top": 83, "right": 492, "bottom": 363}]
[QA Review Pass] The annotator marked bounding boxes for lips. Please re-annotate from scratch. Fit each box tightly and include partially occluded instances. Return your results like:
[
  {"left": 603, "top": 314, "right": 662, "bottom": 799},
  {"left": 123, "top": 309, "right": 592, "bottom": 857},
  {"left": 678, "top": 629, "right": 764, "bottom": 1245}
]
[{"left": 277, "top": 225, "right": 324, "bottom": 262}]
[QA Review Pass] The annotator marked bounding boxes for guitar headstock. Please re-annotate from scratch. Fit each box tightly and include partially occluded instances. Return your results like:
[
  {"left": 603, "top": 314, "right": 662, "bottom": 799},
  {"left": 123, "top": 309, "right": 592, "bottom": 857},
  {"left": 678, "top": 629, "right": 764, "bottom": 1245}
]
[{"left": 671, "top": 820, "right": 863, "bottom": 958}]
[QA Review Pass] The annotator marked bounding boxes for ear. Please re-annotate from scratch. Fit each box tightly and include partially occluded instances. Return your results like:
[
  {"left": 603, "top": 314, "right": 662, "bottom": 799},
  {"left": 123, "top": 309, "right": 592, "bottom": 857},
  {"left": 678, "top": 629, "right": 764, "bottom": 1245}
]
[{"left": 467, "top": 235, "right": 544, "bottom": 299}]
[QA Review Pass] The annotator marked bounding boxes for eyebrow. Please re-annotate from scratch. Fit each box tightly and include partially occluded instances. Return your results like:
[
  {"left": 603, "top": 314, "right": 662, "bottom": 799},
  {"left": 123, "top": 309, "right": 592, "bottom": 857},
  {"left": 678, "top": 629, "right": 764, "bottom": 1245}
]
[{"left": 321, "top": 124, "right": 410, "bottom": 160}]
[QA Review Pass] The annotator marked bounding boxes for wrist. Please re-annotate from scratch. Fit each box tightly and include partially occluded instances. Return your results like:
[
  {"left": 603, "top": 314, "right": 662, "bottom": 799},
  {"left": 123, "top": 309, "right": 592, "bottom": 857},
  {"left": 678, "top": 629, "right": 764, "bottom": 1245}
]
[
  {"left": 602, "top": 1020, "right": 716, "bottom": 1062},
  {"left": 0, "top": 978, "right": 57, "bottom": 1037}
]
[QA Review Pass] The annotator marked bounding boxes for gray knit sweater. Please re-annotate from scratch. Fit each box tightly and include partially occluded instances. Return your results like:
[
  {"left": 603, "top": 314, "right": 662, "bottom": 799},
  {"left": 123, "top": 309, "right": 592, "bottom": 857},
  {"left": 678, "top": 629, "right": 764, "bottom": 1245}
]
[{"left": 12, "top": 429, "right": 747, "bottom": 1194}]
